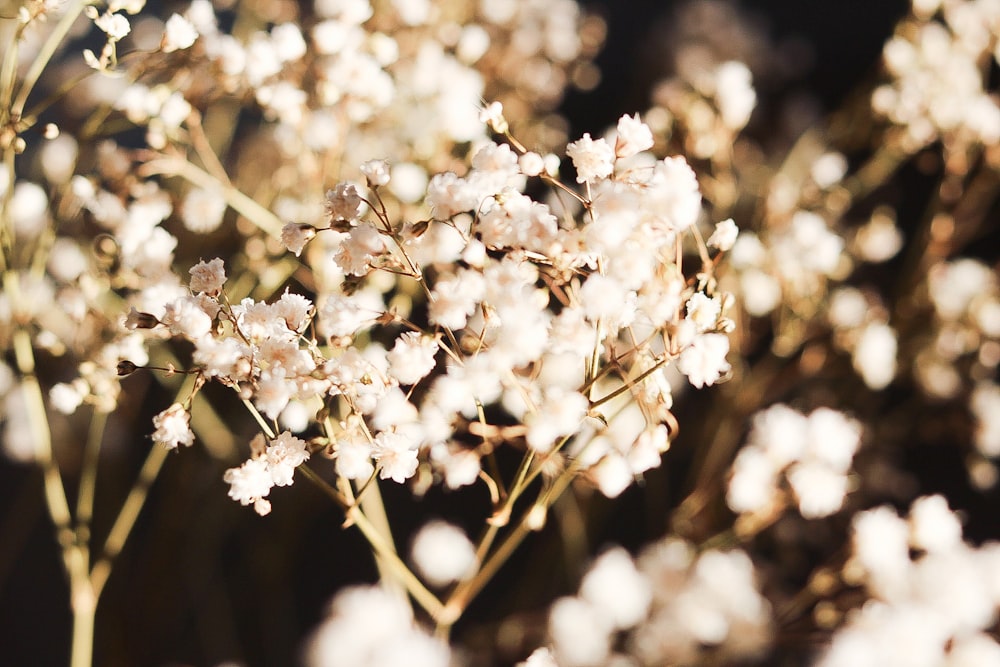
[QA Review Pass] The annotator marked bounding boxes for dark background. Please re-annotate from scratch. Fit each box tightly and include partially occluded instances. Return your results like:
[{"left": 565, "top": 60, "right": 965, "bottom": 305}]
[{"left": 0, "top": 1, "right": 913, "bottom": 666}]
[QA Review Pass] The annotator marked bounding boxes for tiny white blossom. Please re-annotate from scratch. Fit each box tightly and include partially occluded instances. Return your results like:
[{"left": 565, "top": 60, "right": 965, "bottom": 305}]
[
  {"left": 479, "top": 101, "right": 508, "bottom": 134},
  {"left": 224, "top": 457, "right": 274, "bottom": 511},
  {"left": 152, "top": 403, "right": 194, "bottom": 449},
  {"left": 95, "top": 12, "right": 131, "bottom": 41},
  {"left": 281, "top": 222, "right": 317, "bottom": 256},
  {"left": 707, "top": 218, "right": 739, "bottom": 251},
  {"left": 360, "top": 159, "right": 390, "bottom": 187},
  {"left": 518, "top": 151, "right": 545, "bottom": 177},
  {"left": 566, "top": 133, "right": 615, "bottom": 183},
  {"left": 373, "top": 430, "right": 419, "bottom": 483},
  {"left": 181, "top": 187, "right": 227, "bottom": 233},
  {"left": 713, "top": 61, "right": 756, "bottom": 130},
  {"left": 387, "top": 332, "right": 438, "bottom": 385},
  {"left": 326, "top": 182, "right": 363, "bottom": 221},
  {"left": 615, "top": 113, "right": 654, "bottom": 158},
  {"left": 162, "top": 14, "right": 198, "bottom": 52},
  {"left": 685, "top": 293, "right": 722, "bottom": 332},
  {"left": 908, "top": 494, "right": 962, "bottom": 554},
  {"left": 678, "top": 333, "right": 731, "bottom": 388},
  {"left": 411, "top": 521, "right": 478, "bottom": 587},
  {"left": 189, "top": 257, "right": 226, "bottom": 295},
  {"left": 579, "top": 547, "right": 651, "bottom": 629},
  {"left": 265, "top": 431, "right": 311, "bottom": 487}
]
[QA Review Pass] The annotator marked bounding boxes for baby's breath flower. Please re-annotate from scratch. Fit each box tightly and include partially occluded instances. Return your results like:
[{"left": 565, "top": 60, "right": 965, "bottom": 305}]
[
  {"left": 518, "top": 151, "right": 545, "bottom": 176},
  {"left": 479, "top": 101, "right": 508, "bottom": 134},
  {"left": 360, "top": 159, "right": 390, "bottom": 187},
  {"left": 162, "top": 13, "right": 198, "bottom": 52},
  {"left": 373, "top": 430, "right": 419, "bottom": 483},
  {"left": 224, "top": 457, "right": 274, "bottom": 513},
  {"left": 265, "top": 431, "right": 311, "bottom": 487},
  {"left": 151, "top": 403, "right": 194, "bottom": 449},
  {"left": 566, "top": 133, "right": 615, "bottom": 183},
  {"left": 678, "top": 332, "right": 731, "bottom": 388},
  {"left": 334, "top": 222, "right": 385, "bottom": 276},
  {"left": 188, "top": 258, "right": 226, "bottom": 295},
  {"left": 161, "top": 296, "right": 213, "bottom": 340},
  {"left": 387, "top": 332, "right": 438, "bottom": 385},
  {"left": 50, "top": 381, "right": 87, "bottom": 415},
  {"left": 281, "top": 222, "right": 317, "bottom": 256},
  {"left": 713, "top": 61, "right": 756, "bottom": 130},
  {"left": 614, "top": 113, "right": 654, "bottom": 158},
  {"left": 410, "top": 520, "right": 477, "bottom": 587},
  {"left": 685, "top": 293, "right": 722, "bottom": 332},
  {"left": 707, "top": 218, "right": 739, "bottom": 251},
  {"left": 325, "top": 182, "right": 363, "bottom": 221},
  {"left": 181, "top": 187, "right": 227, "bottom": 233},
  {"left": 95, "top": 11, "right": 131, "bottom": 41}
]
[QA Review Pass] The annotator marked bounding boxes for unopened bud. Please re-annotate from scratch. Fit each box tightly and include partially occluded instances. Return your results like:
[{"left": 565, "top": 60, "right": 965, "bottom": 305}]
[{"left": 117, "top": 360, "right": 138, "bottom": 376}]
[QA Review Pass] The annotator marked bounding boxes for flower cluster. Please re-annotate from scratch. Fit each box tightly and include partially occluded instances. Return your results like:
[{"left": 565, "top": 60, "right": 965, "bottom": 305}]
[
  {"left": 531, "top": 541, "right": 771, "bottom": 666},
  {"left": 820, "top": 496, "right": 1000, "bottom": 666},
  {"left": 134, "top": 108, "right": 733, "bottom": 518},
  {"left": 728, "top": 405, "right": 863, "bottom": 520}
]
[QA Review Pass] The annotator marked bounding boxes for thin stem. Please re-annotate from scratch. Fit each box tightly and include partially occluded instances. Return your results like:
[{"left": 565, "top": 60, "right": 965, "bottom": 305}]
[
  {"left": 240, "top": 396, "right": 276, "bottom": 439},
  {"left": 298, "top": 465, "right": 444, "bottom": 619},
  {"left": 11, "top": 0, "right": 90, "bottom": 119},
  {"left": 349, "top": 505, "right": 445, "bottom": 620},
  {"left": 89, "top": 443, "right": 169, "bottom": 598},
  {"left": 75, "top": 409, "right": 108, "bottom": 529},
  {"left": 138, "top": 155, "right": 283, "bottom": 237},
  {"left": 91, "top": 374, "right": 198, "bottom": 599}
]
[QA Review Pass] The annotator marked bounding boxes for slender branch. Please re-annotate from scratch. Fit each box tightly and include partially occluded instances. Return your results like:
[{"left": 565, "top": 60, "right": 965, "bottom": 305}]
[{"left": 11, "top": 0, "right": 90, "bottom": 119}]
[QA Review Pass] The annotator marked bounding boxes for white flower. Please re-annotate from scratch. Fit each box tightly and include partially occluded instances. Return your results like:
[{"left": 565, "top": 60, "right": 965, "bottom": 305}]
[
  {"left": 525, "top": 388, "right": 589, "bottom": 453},
  {"left": 908, "top": 495, "right": 962, "bottom": 554},
  {"left": 410, "top": 521, "right": 478, "bottom": 587},
  {"left": 549, "top": 596, "right": 614, "bottom": 667},
  {"left": 646, "top": 156, "right": 702, "bottom": 231},
  {"left": 387, "top": 332, "right": 438, "bottom": 385},
  {"left": 224, "top": 457, "right": 274, "bottom": 510},
  {"left": 678, "top": 333, "right": 731, "bottom": 388},
  {"left": 265, "top": 431, "right": 310, "bottom": 487},
  {"left": 152, "top": 403, "right": 194, "bottom": 449},
  {"left": 333, "top": 429, "right": 375, "bottom": 480},
  {"left": 181, "top": 187, "right": 227, "bottom": 233},
  {"left": 334, "top": 222, "right": 385, "bottom": 276},
  {"left": 713, "top": 61, "right": 756, "bottom": 130},
  {"left": 518, "top": 151, "right": 545, "bottom": 177},
  {"left": 851, "top": 505, "right": 911, "bottom": 593},
  {"left": 281, "top": 222, "right": 316, "bottom": 256},
  {"left": 189, "top": 257, "right": 226, "bottom": 295},
  {"left": 95, "top": 12, "right": 131, "bottom": 41},
  {"left": 727, "top": 447, "right": 779, "bottom": 515},
  {"left": 685, "top": 293, "right": 721, "bottom": 332},
  {"left": 566, "top": 133, "right": 615, "bottom": 183},
  {"left": 326, "top": 182, "right": 363, "bottom": 221},
  {"left": 479, "top": 100, "right": 508, "bottom": 134},
  {"left": 360, "top": 159, "right": 390, "bottom": 187},
  {"left": 579, "top": 547, "right": 651, "bottom": 629},
  {"left": 161, "top": 296, "right": 213, "bottom": 340},
  {"left": 852, "top": 322, "right": 897, "bottom": 390},
  {"left": 707, "top": 218, "right": 739, "bottom": 251},
  {"left": 373, "top": 430, "right": 419, "bottom": 483},
  {"left": 306, "top": 585, "right": 451, "bottom": 667},
  {"left": 615, "top": 113, "right": 654, "bottom": 158},
  {"left": 50, "top": 381, "right": 87, "bottom": 415},
  {"left": 162, "top": 14, "right": 198, "bottom": 52},
  {"left": 787, "top": 461, "right": 849, "bottom": 518}
]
